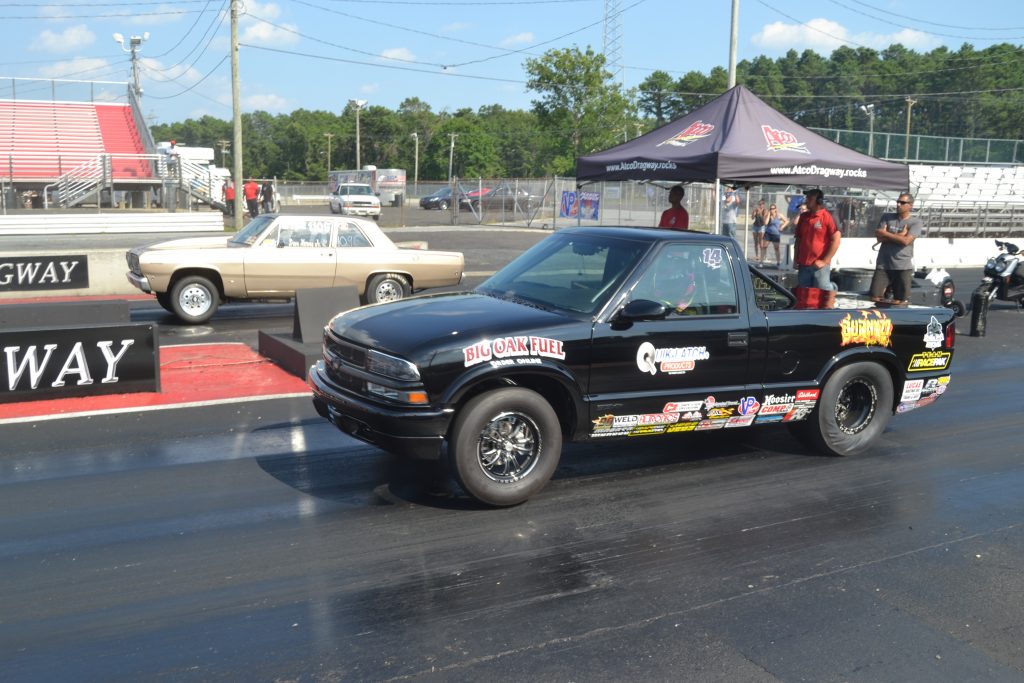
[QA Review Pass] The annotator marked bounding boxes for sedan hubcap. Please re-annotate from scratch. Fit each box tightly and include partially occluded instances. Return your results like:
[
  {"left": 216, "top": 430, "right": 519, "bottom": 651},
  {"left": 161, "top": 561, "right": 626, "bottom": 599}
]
[
  {"left": 179, "top": 284, "right": 212, "bottom": 316},
  {"left": 375, "top": 280, "right": 403, "bottom": 302},
  {"left": 477, "top": 411, "right": 541, "bottom": 484}
]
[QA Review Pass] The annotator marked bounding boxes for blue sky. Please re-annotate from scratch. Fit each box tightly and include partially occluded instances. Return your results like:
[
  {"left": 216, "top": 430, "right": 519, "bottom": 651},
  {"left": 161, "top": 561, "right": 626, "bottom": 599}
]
[{"left": 1, "top": 0, "right": 1021, "bottom": 124}]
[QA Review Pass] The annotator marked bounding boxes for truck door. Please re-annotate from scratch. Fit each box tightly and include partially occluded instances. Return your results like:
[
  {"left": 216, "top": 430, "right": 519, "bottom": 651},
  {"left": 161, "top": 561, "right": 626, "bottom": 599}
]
[{"left": 588, "top": 242, "right": 755, "bottom": 435}]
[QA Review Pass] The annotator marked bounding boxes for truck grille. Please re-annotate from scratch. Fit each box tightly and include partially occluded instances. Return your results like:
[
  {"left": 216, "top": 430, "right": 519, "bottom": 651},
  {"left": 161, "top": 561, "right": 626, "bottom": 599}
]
[{"left": 323, "top": 332, "right": 367, "bottom": 392}]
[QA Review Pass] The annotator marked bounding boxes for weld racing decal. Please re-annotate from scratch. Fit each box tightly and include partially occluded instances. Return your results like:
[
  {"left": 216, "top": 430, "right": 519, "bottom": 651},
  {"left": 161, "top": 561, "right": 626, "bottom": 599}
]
[{"left": 463, "top": 336, "right": 565, "bottom": 367}]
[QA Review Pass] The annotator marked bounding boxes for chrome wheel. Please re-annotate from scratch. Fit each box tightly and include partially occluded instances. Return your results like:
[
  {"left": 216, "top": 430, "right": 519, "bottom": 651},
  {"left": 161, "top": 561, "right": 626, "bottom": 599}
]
[
  {"left": 178, "top": 282, "right": 213, "bottom": 317},
  {"left": 834, "top": 377, "right": 877, "bottom": 435},
  {"left": 375, "top": 279, "right": 403, "bottom": 302},
  {"left": 476, "top": 411, "right": 541, "bottom": 484}
]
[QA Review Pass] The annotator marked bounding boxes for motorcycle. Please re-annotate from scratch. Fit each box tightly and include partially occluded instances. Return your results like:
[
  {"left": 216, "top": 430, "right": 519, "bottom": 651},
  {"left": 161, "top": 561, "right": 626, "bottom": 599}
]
[{"left": 970, "top": 239, "right": 1024, "bottom": 336}]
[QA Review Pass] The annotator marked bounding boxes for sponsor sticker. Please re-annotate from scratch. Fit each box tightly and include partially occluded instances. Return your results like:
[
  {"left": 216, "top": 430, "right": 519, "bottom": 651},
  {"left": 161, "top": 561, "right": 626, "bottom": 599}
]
[
  {"left": 796, "top": 389, "right": 820, "bottom": 402},
  {"left": 901, "top": 379, "right": 924, "bottom": 402},
  {"left": 897, "top": 402, "right": 918, "bottom": 414},
  {"left": 636, "top": 342, "right": 710, "bottom": 376},
  {"left": 667, "top": 422, "right": 698, "bottom": 433},
  {"left": 758, "top": 403, "right": 792, "bottom": 415},
  {"left": 695, "top": 419, "right": 727, "bottom": 431},
  {"left": 663, "top": 400, "right": 703, "bottom": 413},
  {"left": 706, "top": 407, "right": 735, "bottom": 419},
  {"left": 463, "top": 336, "right": 565, "bottom": 367},
  {"left": 755, "top": 414, "right": 785, "bottom": 423},
  {"left": 840, "top": 310, "right": 893, "bottom": 347},
  {"left": 726, "top": 415, "right": 755, "bottom": 428},
  {"left": 738, "top": 396, "right": 761, "bottom": 416},
  {"left": 923, "top": 316, "right": 944, "bottom": 350},
  {"left": 629, "top": 425, "right": 667, "bottom": 436},
  {"left": 783, "top": 405, "right": 815, "bottom": 422},
  {"left": 701, "top": 247, "right": 724, "bottom": 270},
  {"left": 764, "top": 393, "right": 796, "bottom": 406},
  {"left": 907, "top": 351, "right": 951, "bottom": 372}
]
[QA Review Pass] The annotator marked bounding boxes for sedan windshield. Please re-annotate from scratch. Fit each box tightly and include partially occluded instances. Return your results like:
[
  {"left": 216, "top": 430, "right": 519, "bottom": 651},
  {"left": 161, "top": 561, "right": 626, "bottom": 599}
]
[
  {"left": 228, "top": 214, "right": 275, "bottom": 246},
  {"left": 477, "top": 233, "right": 648, "bottom": 315}
]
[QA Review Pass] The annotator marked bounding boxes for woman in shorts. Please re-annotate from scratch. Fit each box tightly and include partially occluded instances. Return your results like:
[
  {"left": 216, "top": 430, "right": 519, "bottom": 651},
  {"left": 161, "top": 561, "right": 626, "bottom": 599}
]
[
  {"left": 763, "top": 204, "right": 789, "bottom": 267},
  {"left": 750, "top": 200, "right": 768, "bottom": 262}
]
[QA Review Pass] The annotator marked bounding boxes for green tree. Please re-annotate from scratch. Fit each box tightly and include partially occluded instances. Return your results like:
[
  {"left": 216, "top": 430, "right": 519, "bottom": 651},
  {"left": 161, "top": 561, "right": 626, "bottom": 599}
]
[{"left": 637, "top": 70, "right": 680, "bottom": 126}]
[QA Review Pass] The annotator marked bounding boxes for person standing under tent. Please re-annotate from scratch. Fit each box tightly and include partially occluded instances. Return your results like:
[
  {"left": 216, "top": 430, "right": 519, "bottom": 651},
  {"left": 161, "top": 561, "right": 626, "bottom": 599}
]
[
  {"left": 750, "top": 199, "right": 768, "bottom": 262},
  {"left": 763, "top": 203, "right": 789, "bottom": 267},
  {"left": 721, "top": 185, "right": 740, "bottom": 238},
  {"left": 657, "top": 185, "right": 689, "bottom": 231},
  {"left": 260, "top": 180, "right": 274, "bottom": 214},
  {"left": 794, "top": 189, "right": 840, "bottom": 290}
]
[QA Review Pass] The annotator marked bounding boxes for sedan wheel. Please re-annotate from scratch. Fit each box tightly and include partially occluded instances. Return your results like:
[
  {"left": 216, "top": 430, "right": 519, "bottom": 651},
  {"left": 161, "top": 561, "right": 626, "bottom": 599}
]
[
  {"left": 169, "top": 275, "right": 219, "bottom": 324},
  {"left": 366, "top": 273, "right": 410, "bottom": 304},
  {"left": 438, "top": 199, "right": 449, "bottom": 211}
]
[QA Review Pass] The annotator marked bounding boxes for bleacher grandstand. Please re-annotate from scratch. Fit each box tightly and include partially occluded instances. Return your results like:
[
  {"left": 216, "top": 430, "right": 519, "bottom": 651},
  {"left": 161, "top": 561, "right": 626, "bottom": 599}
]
[{"left": 0, "top": 78, "right": 223, "bottom": 211}]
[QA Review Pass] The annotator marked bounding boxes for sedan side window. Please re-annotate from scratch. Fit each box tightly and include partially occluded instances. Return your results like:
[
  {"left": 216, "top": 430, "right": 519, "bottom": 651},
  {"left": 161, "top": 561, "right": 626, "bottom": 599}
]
[{"left": 336, "top": 223, "right": 371, "bottom": 248}]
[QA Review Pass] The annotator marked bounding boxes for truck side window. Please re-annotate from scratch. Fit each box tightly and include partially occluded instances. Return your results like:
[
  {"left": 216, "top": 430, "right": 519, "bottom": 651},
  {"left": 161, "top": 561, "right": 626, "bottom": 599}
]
[
  {"left": 750, "top": 268, "right": 796, "bottom": 311},
  {"left": 633, "top": 244, "right": 738, "bottom": 316}
]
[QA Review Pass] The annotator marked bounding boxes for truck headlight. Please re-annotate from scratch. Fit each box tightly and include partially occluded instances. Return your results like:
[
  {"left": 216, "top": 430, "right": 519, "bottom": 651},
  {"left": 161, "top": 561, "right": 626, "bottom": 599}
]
[
  {"left": 366, "top": 381, "right": 428, "bottom": 404},
  {"left": 365, "top": 349, "right": 420, "bottom": 380}
]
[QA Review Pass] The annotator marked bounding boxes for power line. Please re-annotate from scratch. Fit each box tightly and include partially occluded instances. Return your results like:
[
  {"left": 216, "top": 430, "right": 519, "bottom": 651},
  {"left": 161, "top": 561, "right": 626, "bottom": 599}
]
[
  {"left": 143, "top": 0, "right": 228, "bottom": 76},
  {"left": 840, "top": 0, "right": 1024, "bottom": 32},
  {"left": 0, "top": 7, "right": 218, "bottom": 19},
  {"left": 145, "top": 55, "right": 229, "bottom": 99},
  {"left": 824, "top": 0, "right": 1024, "bottom": 41},
  {"left": 149, "top": 0, "right": 217, "bottom": 60}
]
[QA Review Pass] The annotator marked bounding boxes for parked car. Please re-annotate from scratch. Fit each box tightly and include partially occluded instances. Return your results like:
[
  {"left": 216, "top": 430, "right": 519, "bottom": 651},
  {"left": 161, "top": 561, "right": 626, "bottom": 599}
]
[
  {"left": 459, "top": 184, "right": 538, "bottom": 212},
  {"left": 419, "top": 187, "right": 453, "bottom": 210},
  {"left": 329, "top": 183, "right": 381, "bottom": 218},
  {"left": 309, "top": 227, "right": 956, "bottom": 506},
  {"left": 126, "top": 214, "right": 464, "bottom": 324}
]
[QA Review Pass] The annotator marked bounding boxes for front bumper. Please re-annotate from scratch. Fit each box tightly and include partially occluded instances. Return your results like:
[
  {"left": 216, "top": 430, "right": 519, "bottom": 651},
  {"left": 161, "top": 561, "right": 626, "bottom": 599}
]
[
  {"left": 340, "top": 206, "right": 382, "bottom": 217},
  {"left": 126, "top": 271, "right": 152, "bottom": 293},
  {"left": 308, "top": 360, "right": 451, "bottom": 460}
]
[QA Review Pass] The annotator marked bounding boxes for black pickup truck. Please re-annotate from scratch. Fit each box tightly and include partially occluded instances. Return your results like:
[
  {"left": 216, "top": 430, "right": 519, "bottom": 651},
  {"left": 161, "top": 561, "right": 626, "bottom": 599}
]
[{"left": 309, "top": 227, "right": 955, "bottom": 506}]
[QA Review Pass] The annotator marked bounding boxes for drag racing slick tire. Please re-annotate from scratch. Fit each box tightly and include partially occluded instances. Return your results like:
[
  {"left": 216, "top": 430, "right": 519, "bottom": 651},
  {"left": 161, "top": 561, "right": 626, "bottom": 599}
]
[
  {"left": 169, "top": 274, "right": 220, "bottom": 324},
  {"left": 449, "top": 387, "right": 562, "bottom": 506},
  {"left": 791, "top": 361, "right": 893, "bottom": 457}
]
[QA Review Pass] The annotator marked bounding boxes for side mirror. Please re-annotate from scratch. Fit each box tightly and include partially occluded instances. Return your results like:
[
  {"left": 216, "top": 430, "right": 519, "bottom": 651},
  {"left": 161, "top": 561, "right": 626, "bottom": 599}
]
[{"left": 617, "top": 299, "right": 668, "bottom": 321}]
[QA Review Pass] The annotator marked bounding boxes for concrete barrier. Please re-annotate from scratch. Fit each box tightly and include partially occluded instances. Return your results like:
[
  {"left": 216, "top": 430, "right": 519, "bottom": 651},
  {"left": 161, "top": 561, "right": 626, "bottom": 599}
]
[
  {"left": 832, "top": 237, "right": 998, "bottom": 270},
  {"left": 1, "top": 250, "right": 141, "bottom": 299},
  {"left": 0, "top": 212, "right": 225, "bottom": 235}
]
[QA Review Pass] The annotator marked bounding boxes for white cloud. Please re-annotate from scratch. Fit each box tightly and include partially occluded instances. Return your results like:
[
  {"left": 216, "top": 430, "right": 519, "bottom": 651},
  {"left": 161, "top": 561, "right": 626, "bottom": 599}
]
[
  {"left": 441, "top": 22, "right": 470, "bottom": 33},
  {"left": 500, "top": 32, "right": 534, "bottom": 47},
  {"left": 243, "top": 93, "right": 289, "bottom": 111},
  {"left": 127, "top": 4, "right": 187, "bottom": 26},
  {"left": 360, "top": 83, "right": 379, "bottom": 94},
  {"left": 32, "top": 24, "right": 95, "bottom": 52},
  {"left": 37, "top": 57, "right": 112, "bottom": 79},
  {"left": 380, "top": 47, "right": 415, "bottom": 63},
  {"left": 752, "top": 18, "right": 939, "bottom": 53},
  {"left": 240, "top": 1, "right": 298, "bottom": 44}
]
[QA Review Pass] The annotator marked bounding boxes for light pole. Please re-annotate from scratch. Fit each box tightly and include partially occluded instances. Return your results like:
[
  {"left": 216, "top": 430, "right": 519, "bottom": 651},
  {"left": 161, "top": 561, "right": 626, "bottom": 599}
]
[
  {"left": 348, "top": 99, "right": 367, "bottom": 168},
  {"left": 859, "top": 103, "right": 876, "bottom": 156},
  {"left": 113, "top": 31, "right": 149, "bottom": 99},
  {"left": 447, "top": 132, "right": 458, "bottom": 181},
  {"left": 904, "top": 97, "right": 917, "bottom": 160},
  {"left": 410, "top": 132, "right": 419, "bottom": 197},
  {"left": 323, "top": 132, "right": 334, "bottom": 171}
]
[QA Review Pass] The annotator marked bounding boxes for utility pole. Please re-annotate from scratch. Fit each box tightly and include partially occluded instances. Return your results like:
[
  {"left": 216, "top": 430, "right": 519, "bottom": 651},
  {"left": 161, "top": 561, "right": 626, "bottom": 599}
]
[
  {"left": 230, "top": 0, "right": 243, "bottom": 229},
  {"left": 410, "top": 132, "right": 419, "bottom": 197},
  {"left": 217, "top": 139, "right": 230, "bottom": 167},
  {"left": 448, "top": 133, "right": 458, "bottom": 181},
  {"left": 904, "top": 97, "right": 917, "bottom": 161},
  {"left": 727, "top": 0, "right": 739, "bottom": 88},
  {"left": 323, "top": 132, "right": 334, "bottom": 171},
  {"left": 348, "top": 99, "right": 367, "bottom": 169},
  {"left": 859, "top": 104, "right": 875, "bottom": 156},
  {"left": 113, "top": 32, "right": 149, "bottom": 99}
]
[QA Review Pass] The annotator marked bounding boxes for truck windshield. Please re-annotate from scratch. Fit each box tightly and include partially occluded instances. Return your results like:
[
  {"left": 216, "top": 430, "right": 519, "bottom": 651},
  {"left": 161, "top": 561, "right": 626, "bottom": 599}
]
[
  {"left": 478, "top": 233, "right": 647, "bottom": 315},
  {"left": 339, "top": 185, "right": 373, "bottom": 195}
]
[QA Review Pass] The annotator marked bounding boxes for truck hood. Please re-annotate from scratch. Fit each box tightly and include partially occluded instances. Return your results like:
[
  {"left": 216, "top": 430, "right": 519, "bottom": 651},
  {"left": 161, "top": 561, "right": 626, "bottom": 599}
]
[{"left": 327, "top": 291, "right": 578, "bottom": 366}]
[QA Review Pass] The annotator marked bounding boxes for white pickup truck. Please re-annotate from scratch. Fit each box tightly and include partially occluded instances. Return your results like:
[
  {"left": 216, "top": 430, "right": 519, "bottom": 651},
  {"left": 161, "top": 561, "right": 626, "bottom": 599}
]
[{"left": 328, "top": 183, "right": 381, "bottom": 219}]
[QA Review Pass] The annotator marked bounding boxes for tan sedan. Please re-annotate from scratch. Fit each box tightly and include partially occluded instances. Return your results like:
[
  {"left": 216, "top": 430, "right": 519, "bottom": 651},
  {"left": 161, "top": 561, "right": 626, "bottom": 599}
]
[{"left": 126, "top": 214, "right": 465, "bottom": 324}]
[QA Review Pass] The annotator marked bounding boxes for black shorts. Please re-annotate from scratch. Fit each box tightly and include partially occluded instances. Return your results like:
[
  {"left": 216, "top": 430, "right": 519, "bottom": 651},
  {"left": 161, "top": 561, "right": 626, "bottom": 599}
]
[
  {"left": 870, "top": 268, "right": 912, "bottom": 301},
  {"left": 764, "top": 232, "right": 780, "bottom": 243}
]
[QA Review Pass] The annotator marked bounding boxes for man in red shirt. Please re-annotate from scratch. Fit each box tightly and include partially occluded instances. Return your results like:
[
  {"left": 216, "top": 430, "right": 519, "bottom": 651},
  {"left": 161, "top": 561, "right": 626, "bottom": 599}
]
[
  {"left": 223, "top": 180, "right": 235, "bottom": 216},
  {"left": 243, "top": 179, "right": 260, "bottom": 218},
  {"left": 658, "top": 185, "right": 689, "bottom": 230},
  {"left": 794, "top": 188, "right": 840, "bottom": 289}
]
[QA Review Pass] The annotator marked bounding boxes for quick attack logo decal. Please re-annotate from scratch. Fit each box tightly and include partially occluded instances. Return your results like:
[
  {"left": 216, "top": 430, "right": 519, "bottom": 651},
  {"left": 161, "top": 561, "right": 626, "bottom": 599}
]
[
  {"left": 840, "top": 310, "right": 893, "bottom": 347},
  {"left": 761, "top": 124, "right": 810, "bottom": 155},
  {"left": 636, "top": 342, "right": 710, "bottom": 376},
  {"left": 658, "top": 120, "right": 715, "bottom": 148},
  {"left": 463, "top": 336, "right": 565, "bottom": 367}
]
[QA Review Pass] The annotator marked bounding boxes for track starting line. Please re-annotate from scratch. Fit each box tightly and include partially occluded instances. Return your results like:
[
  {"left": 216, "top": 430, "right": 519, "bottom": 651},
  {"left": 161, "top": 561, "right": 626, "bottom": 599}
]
[{"left": 0, "top": 343, "right": 310, "bottom": 424}]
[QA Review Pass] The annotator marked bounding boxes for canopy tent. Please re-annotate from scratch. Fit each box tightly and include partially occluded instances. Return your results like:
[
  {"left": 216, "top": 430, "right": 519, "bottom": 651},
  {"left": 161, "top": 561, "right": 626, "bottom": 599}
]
[{"left": 576, "top": 85, "right": 909, "bottom": 191}]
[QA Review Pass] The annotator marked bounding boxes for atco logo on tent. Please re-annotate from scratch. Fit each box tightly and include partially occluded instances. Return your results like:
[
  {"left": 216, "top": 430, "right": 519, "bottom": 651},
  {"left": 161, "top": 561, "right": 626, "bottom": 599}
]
[
  {"left": 761, "top": 124, "right": 810, "bottom": 154},
  {"left": 658, "top": 121, "right": 715, "bottom": 147}
]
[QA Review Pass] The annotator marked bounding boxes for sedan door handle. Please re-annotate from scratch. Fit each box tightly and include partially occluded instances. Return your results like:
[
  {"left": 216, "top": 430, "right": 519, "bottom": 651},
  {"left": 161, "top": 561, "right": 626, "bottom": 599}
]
[{"left": 728, "top": 331, "right": 749, "bottom": 348}]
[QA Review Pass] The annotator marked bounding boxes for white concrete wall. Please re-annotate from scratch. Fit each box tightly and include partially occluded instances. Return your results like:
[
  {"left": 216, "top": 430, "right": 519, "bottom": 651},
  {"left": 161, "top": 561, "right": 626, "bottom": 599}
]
[
  {"left": 832, "top": 237, "right": 999, "bottom": 270},
  {"left": 0, "top": 212, "right": 224, "bottom": 235}
]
